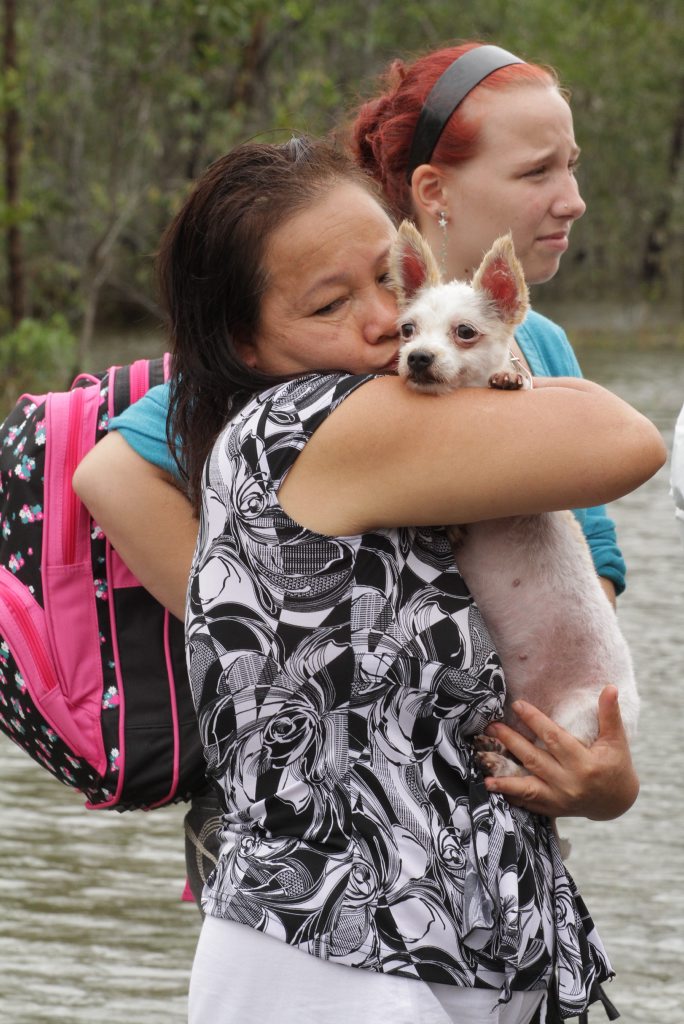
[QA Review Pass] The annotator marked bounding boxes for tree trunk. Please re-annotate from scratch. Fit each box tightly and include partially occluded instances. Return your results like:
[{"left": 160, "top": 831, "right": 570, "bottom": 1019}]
[
  {"left": 78, "top": 278, "right": 100, "bottom": 370},
  {"left": 3, "top": 0, "right": 25, "bottom": 325},
  {"left": 641, "top": 79, "right": 684, "bottom": 288}
]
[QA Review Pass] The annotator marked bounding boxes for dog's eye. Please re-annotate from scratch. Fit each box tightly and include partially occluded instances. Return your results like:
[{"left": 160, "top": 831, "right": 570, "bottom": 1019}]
[
  {"left": 454, "top": 323, "right": 479, "bottom": 341},
  {"left": 400, "top": 322, "right": 416, "bottom": 340}
]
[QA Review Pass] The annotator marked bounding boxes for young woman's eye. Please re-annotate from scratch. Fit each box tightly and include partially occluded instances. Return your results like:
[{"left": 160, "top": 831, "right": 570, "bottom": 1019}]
[
  {"left": 400, "top": 322, "right": 415, "bottom": 340},
  {"left": 569, "top": 160, "right": 581, "bottom": 176},
  {"left": 453, "top": 323, "right": 478, "bottom": 341},
  {"left": 525, "top": 165, "right": 547, "bottom": 178}
]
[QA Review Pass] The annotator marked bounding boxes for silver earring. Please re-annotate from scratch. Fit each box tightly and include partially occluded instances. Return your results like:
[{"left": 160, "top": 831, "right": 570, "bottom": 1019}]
[{"left": 437, "top": 211, "right": 449, "bottom": 277}]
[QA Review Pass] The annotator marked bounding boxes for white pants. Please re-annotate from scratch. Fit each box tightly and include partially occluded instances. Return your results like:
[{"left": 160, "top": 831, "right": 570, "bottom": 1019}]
[{"left": 188, "top": 916, "right": 545, "bottom": 1024}]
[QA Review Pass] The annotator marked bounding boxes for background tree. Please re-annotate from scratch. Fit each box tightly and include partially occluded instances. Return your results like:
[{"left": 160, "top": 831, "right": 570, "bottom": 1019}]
[
  {"left": 2, "top": 0, "right": 24, "bottom": 329},
  {"left": 0, "top": 0, "right": 682, "bottom": 410}
]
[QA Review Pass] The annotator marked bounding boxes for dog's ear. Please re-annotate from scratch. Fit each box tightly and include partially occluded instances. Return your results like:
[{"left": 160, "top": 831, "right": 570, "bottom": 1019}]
[
  {"left": 472, "top": 234, "right": 529, "bottom": 327},
  {"left": 388, "top": 221, "right": 441, "bottom": 306}
]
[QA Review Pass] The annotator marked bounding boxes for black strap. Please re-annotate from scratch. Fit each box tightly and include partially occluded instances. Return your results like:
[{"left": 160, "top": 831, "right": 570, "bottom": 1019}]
[
  {"left": 112, "top": 356, "right": 167, "bottom": 417},
  {"left": 583, "top": 981, "right": 621, "bottom": 1022},
  {"left": 112, "top": 364, "right": 131, "bottom": 417},
  {"left": 147, "top": 356, "right": 167, "bottom": 389},
  {"left": 542, "top": 979, "right": 620, "bottom": 1024},
  {"left": 405, "top": 45, "right": 524, "bottom": 181}
]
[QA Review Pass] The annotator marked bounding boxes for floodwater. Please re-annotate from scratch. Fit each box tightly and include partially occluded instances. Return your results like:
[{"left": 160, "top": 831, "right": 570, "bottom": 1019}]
[{"left": 0, "top": 347, "right": 682, "bottom": 1023}]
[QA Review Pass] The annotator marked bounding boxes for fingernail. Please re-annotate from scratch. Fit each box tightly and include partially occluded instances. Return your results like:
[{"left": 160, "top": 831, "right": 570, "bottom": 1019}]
[{"left": 512, "top": 700, "right": 525, "bottom": 712}]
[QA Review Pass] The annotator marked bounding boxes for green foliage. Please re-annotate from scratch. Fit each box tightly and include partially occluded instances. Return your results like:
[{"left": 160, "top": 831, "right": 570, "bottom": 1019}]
[
  {"left": 0, "top": 0, "right": 682, "bottom": 336},
  {"left": 0, "top": 316, "right": 77, "bottom": 420}
]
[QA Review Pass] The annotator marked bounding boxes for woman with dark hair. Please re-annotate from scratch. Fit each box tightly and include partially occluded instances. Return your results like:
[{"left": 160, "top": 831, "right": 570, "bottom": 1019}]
[
  {"left": 74, "top": 129, "right": 664, "bottom": 1023},
  {"left": 79, "top": 45, "right": 631, "bottom": 886}
]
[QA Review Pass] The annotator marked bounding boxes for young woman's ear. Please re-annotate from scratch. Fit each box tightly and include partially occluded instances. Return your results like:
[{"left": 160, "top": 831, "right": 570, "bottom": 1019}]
[{"left": 410, "top": 164, "right": 450, "bottom": 221}]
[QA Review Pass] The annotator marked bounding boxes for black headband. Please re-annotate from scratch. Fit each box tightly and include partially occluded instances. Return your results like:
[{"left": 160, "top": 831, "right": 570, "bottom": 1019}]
[{"left": 405, "top": 45, "right": 525, "bottom": 182}]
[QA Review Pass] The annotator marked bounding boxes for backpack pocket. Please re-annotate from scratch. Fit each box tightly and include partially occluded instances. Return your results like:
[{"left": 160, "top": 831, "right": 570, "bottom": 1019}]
[
  {"left": 39, "top": 386, "right": 107, "bottom": 771},
  {"left": 0, "top": 566, "right": 105, "bottom": 787}
]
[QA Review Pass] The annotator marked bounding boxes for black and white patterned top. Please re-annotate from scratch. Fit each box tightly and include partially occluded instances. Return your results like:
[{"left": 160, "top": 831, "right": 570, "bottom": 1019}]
[{"left": 186, "top": 372, "right": 612, "bottom": 1015}]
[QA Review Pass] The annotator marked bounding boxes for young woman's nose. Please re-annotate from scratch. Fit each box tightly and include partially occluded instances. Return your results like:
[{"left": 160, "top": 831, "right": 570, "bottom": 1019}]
[
  {"left": 552, "top": 174, "right": 586, "bottom": 221},
  {"left": 364, "top": 287, "right": 399, "bottom": 343}
]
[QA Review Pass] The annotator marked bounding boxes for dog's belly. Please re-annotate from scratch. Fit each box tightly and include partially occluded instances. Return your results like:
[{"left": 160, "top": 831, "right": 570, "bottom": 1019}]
[{"left": 451, "top": 510, "right": 638, "bottom": 745}]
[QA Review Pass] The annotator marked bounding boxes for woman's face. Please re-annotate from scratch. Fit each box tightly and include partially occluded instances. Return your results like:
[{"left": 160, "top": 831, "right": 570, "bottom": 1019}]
[
  {"left": 437, "top": 85, "right": 586, "bottom": 285},
  {"left": 243, "top": 182, "right": 400, "bottom": 376}
]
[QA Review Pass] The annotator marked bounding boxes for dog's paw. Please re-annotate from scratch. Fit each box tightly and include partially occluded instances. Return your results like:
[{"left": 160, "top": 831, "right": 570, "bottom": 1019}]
[
  {"left": 473, "top": 734, "right": 524, "bottom": 778},
  {"left": 488, "top": 371, "right": 524, "bottom": 390},
  {"left": 446, "top": 524, "right": 467, "bottom": 549},
  {"left": 473, "top": 734, "right": 508, "bottom": 756},
  {"left": 476, "top": 750, "right": 524, "bottom": 778}
]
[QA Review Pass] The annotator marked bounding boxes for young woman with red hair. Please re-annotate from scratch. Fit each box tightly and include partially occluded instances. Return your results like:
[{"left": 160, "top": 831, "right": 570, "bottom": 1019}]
[{"left": 346, "top": 39, "right": 627, "bottom": 822}]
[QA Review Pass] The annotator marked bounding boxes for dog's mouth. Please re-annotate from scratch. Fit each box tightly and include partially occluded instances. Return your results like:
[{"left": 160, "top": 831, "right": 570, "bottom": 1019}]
[{"left": 405, "top": 370, "right": 452, "bottom": 394}]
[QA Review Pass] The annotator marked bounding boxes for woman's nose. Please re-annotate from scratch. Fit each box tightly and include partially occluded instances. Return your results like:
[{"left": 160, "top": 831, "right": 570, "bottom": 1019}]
[
  {"left": 365, "top": 287, "right": 399, "bottom": 343},
  {"left": 553, "top": 175, "right": 586, "bottom": 221}
]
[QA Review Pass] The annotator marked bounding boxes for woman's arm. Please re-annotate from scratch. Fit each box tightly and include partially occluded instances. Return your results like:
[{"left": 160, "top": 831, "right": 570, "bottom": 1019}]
[
  {"left": 279, "top": 375, "right": 666, "bottom": 535},
  {"left": 578, "top": 504, "right": 623, "bottom": 605},
  {"left": 598, "top": 577, "right": 617, "bottom": 608},
  {"left": 74, "top": 375, "right": 661, "bottom": 822},
  {"left": 481, "top": 686, "right": 639, "bottom": 820},
  {"left": 72, "top": 432, "right": 197, "bottom": 621}
]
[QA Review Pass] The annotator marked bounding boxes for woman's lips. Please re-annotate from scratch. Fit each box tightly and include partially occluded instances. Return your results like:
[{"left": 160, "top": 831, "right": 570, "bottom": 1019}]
[{"left": 537, "top": 232, "right": 569, "bottom": 252}]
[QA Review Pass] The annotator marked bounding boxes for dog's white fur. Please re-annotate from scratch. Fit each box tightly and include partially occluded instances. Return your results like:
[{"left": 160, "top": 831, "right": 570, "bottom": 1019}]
[{"left": 389, "top": 221, "right": 638, "bottom": 780}]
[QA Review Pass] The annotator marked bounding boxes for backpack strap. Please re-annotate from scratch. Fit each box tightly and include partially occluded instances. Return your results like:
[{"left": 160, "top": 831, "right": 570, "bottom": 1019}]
[
  {"left": 40, "top": 356, "right": 171, "bottom": 772},
  {"left": 41, "top": 384, "right": 107, "bottom": 771},
  {"left": 109, "top": 356, "right": 168, "bottom": 419}
]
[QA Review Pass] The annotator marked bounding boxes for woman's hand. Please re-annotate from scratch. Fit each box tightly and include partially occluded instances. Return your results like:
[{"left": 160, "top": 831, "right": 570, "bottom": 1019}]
[{"left": 482, "top": 685, "right": 639, "bottom": 820}]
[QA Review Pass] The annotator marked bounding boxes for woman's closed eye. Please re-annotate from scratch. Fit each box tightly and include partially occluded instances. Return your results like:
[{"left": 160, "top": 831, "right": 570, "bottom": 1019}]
[
  {"left": 313, "top": 296, "right": 347, "bottom": 316},
  {"left": 313, "top": 274, "right": 391, "bottom": 316}
]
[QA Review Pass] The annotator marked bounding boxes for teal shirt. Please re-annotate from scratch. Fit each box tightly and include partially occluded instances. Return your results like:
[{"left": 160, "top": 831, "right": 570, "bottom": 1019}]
[
  {"left": 110, "top": 380, "right": 179, "bottom": 478},
  {"left": 110, "top": 309, "right": 626, "bottom": 593}
]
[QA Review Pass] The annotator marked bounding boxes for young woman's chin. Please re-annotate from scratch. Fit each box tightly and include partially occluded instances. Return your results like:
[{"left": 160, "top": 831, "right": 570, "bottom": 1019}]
[{"left": 524, "top": 255, "right": 564, "bottom": 286}]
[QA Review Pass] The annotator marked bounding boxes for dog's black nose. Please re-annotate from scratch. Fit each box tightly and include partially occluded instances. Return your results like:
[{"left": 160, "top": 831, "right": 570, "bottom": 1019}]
[{"left": 407, "top": 350, "right": 434, "bottom": 374}]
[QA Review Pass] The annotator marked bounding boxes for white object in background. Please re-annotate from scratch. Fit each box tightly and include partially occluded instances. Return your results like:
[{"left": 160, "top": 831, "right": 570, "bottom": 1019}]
[{"left": 672, "top": 401, "right": 684, "bottom": 549}]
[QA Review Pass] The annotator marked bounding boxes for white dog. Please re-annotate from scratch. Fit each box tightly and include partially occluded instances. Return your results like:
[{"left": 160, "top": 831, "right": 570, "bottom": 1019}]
[{"left": 389, "top": 221, "right": 638, "bottom": 784}]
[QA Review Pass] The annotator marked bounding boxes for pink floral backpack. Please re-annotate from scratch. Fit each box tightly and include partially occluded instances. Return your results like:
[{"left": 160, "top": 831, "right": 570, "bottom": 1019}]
[{"left": 0, "top": 356, "right": 205, "bottom": 809}]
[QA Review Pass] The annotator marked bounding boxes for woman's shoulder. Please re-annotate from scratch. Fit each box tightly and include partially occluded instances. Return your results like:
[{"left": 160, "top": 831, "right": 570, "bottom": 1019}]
[
  {"left": 239, "top": 372, "right": 379, "bottom": 432},
  {"left": 517, "top": 308, "right": 570, "bottom": 346},
  {"left": 109, "top": 381, "right": 170, "bottom": 429},
  {"left": 107, "top": 381, "right": 176, "bottom": 475},
  {"left": 516, "top": 309, "right": 582, "bottom": 379},
  {"left": 215, "top": 372, "right": 380, "bottom": 483}
]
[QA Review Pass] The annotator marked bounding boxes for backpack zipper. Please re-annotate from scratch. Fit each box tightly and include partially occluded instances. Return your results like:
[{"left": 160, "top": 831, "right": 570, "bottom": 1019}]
[
  {"left": 0, "top": 565, "right": 102, "bottom": 768},
  {"left": 129, "top": 359, "right": 151, "bottom": 404},
  {"left": 62, "top": 386, "right": 87, "bottom": 566},
  {"left": 0, "top": 567, "right": 59, "bottom": 694}
]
